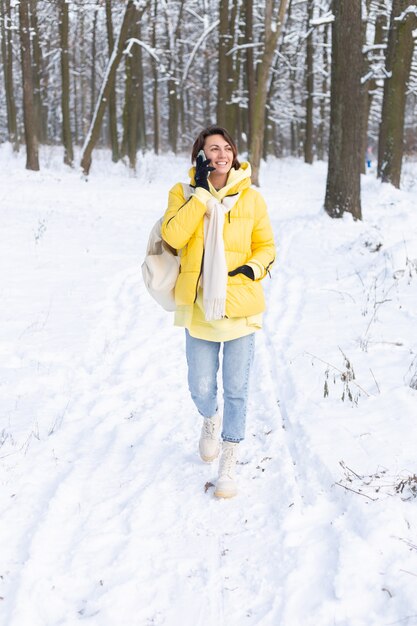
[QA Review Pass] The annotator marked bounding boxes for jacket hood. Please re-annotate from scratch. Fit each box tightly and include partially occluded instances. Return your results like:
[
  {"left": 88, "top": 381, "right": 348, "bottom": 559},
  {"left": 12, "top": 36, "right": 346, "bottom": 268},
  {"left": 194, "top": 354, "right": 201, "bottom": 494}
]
[{"left": 188, "top": 161, "right": 252, "bottom": 199}]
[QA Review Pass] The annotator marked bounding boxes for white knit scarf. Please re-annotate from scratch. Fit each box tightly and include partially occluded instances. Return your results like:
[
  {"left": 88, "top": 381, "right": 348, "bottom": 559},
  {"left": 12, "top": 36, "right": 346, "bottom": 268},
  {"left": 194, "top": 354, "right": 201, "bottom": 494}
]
[{"left": 202, "top": 195, "right": 239, "bottom": 321}]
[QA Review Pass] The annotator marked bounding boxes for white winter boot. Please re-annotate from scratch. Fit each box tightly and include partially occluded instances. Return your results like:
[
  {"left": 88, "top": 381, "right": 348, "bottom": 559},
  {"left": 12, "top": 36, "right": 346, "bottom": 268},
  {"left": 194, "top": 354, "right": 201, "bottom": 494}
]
[
  {"left": 199, "top": 413, "right": 221, "bottom": 462},
  {"left": 214, "top": 441, "right": 239, "bottom": 499}
]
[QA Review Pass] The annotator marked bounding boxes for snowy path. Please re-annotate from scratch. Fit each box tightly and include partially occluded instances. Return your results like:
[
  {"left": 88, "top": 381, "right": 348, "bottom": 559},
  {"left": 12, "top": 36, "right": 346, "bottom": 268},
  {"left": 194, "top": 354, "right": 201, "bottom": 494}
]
[
  {"left": 2, "top": 266, "right": 299, "bottom": 626},
  {"left": 1, "top": 153, "right": 417, "bottom": 626}
]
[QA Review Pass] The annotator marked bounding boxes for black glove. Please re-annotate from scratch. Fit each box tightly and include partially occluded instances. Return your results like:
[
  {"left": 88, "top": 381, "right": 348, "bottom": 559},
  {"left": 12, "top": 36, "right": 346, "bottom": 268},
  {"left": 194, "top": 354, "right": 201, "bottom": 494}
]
[
  {"left": 195, "top": 154, "right": 215, "bottom": 191},
  {"left": 228, "top": 265, "right": 255, "bottom": 280}
]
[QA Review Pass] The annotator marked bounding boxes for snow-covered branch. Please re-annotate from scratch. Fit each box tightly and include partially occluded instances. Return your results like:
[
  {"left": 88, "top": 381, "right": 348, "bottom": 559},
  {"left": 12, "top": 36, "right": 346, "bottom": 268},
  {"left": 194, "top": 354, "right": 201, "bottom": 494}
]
[
  {"left": 181, "top": 19, "right": 220, "bottom": 86},
  {"left": 394, "top": 6, "right": 417, "bottom": 22},
  {"left": 363, "top": 43, "right": 387, "bottom": 54},
  {"left": 311, "top": 12, "right": 335, "bottom": 26},
  {"left": 124, "top": 38, "right": 160, "bottom": 64},
  {"left": 226, "top": 42, "right": 263, "bottom": 56}
]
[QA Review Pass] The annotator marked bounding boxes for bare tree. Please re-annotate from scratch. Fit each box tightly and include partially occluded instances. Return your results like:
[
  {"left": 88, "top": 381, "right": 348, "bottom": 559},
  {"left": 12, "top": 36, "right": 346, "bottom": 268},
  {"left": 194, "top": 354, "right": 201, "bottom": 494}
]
[
  {"left": 19, "top": 0, "right": 39, "bottom": 170},
  {"left": 244, "top": 0, "right": 255, "bottom": 149},
  {"left": 59, "top": 0, "right": 73, "bottom": 166},
  {"left": 217, "top": 0, "right": 238, "bottom": 135},
  {"left": 324, "top": 0, "right": 362, "bottom": 219},
  {"left": 317, "top": 19, "right": 330, "bottom": 161},
  {"left": 249, "top": 0, "right": 288, "bottom": 185},
  {"left": 377, "top": 0, "right": 417, "bottom": 188},
  {"left": 361, "top": 3, "right": 387, "bottom": 174},
  {"left": 30, "top": 0, "right": 47, "bottom": 143},
  {"left": 0, "top": 0, "right": 18, "bottom": 150},
  {"left": 90, "top": 3, "right": 99, "bottom": 123},
  {"left": 121, "top": 4, "right": 143, "bottom": 169},
  {"left": 304, "top": 0, "right": 314, "bottom": 163},
  {"left": 80, "top": 0, "right": 138, "bottom": 176},
  {"left": 105, "top": 0, "right": 119, "bottom": 163},
  {"left": 151, "top": 0, "right": 159, "bottom": 154}
]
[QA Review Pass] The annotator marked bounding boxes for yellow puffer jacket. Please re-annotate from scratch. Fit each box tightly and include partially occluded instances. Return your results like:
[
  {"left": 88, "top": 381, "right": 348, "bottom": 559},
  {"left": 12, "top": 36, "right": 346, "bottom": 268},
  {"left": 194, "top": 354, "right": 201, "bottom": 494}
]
[{"left": 161, "top": 162, "right": 275, "bottom": 318}]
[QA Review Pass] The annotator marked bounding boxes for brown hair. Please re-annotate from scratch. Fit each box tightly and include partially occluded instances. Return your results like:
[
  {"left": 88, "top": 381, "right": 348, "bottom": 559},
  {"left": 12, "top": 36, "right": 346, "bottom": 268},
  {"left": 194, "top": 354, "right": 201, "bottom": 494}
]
[{"left": 191, "top": 125, "right": 240, "bottom": 170}]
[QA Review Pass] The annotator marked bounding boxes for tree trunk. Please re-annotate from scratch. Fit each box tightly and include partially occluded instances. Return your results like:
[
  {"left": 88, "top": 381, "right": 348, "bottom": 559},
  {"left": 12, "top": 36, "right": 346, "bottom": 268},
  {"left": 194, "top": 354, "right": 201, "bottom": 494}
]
[
  {"left": 225, "top": 0, "right": 239, "bottom": 136},
  {"left": 249, "top": 0, "right": 288, "bottom": 185},
  {"left": 1, "top": 0, "right": 18, "bottom": 150},
  {"left": 324, "top": 0, "right": 362, "bottom": 219},
  {"left": 304, "top": 0, "right": 314, "bottom": 164},
  {"left": 121, "top": 49, "right": 132, "bottom": 160},
  {"left": 59, "top": 0, "right": 73, "bottom": 166},
  {"left": 19, "top": 0, "right": 39, "bottom": 170},
  {"left": 165, "top": 2, "right": 184, "bottom": 153},
  {"left": 136, "top": 18, "right": 147, "bottom": 151},
  {"left": 91, "top": 3, "right": 99, "bottom": 127},
  {"left": 30, "top": 0, "right": 46, "bottom": 143},
  {"left": 245, "top": 0, "right": 255, "bottom": 148},
  {"left": 361, "top": 12, "right": 386, "bottom": 171},
  {"left": 377, "top": 0, "right": 417, "bottom": 188},
  {"left": 105, "top": 0, "right": 120, "bottom": 163},
  {"left": 217, "top": 0, "right": 229, "bottom": 126},
  {"left": 79, "top": 8, "right": 87, "bottom": 139},
  {"left": 152, "top": 0, "right": 159, "bottom": 154},
  {"left": 81, "top": 0, "right": 136, "bottom": 176},
  {"left": 316, "top": 21, "right": 329, "bottom": 161},
  {"left": 127, "top": 8, "right": 141, "bottom": 169},
  {"left": 168, "top": 76, "right": 179, "bottom": 153}
]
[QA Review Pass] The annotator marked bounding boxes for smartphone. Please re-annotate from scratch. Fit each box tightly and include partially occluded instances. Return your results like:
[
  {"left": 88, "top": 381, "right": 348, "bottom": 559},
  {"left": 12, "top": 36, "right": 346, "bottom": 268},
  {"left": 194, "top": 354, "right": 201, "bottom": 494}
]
[{"left": 197, "top": 149, "right": 213, "bottom": 176}]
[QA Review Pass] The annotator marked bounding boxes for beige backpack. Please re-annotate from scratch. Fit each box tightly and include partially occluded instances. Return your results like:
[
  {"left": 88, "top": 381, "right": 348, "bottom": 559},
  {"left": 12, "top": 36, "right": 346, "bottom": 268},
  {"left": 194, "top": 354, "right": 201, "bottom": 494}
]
[{"left": 141, "top": 184, "right": 192, "bottom": 311}]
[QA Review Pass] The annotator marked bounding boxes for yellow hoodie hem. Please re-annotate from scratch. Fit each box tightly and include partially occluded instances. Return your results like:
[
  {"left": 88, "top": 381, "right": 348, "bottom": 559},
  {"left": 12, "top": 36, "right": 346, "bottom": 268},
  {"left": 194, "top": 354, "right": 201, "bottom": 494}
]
[{"left": 174, "top": 289, "right": 262, "bottom": 342}]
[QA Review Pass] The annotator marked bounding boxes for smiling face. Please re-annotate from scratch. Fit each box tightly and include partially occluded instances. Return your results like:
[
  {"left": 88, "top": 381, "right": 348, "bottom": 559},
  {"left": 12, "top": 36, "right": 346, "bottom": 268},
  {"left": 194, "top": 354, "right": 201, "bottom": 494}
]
[{"left": 203, "top": 134, "right": 234, "bottom": 176}]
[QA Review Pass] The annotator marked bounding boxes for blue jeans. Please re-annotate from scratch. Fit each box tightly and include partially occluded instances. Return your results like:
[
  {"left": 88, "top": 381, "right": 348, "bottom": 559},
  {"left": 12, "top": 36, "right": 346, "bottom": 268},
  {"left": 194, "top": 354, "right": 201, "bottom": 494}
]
[{"left": 185, "top": 330, "right": 255, "bottom": 442}]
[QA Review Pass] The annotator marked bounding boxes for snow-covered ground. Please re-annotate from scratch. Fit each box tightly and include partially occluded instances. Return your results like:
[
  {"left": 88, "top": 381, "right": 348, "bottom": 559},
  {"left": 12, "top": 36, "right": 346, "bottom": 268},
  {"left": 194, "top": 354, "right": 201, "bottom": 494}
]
[{"left": 1, "top": 144, "right": 417, "bottom": 626}]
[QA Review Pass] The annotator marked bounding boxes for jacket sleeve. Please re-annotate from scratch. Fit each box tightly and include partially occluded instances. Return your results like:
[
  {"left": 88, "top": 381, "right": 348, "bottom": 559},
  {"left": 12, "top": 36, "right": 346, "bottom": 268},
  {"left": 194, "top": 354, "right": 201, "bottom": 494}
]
[
  {"left": 248, "top": 191, "right": 276, "bottom": 280},
  {"left": 161, "top": 183, "right": 211, "bottom": 250}
]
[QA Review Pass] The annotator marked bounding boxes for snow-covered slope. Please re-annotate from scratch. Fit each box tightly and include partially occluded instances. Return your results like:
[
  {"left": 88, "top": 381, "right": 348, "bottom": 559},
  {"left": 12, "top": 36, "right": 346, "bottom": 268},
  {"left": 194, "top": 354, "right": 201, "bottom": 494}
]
[{"left": 1, "top": 145, "right": 417, "bottom": 626}]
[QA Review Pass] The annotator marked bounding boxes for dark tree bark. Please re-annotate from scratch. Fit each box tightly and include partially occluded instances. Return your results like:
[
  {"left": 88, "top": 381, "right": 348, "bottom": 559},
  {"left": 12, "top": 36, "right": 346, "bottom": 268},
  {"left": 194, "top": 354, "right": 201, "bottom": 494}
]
[
  {"left": 167, "top": 1, "right": 184, "bottom": 154},
  {"left": 30, "top": 0, "right": 47, "bottom": 143},
  {"left": 105, "top": 0, "right": 120, "bottom": 163},
  {"left": 304, "top": 0, "right": 314, "bottom": 164},
  {"left": 1, "top": 0, "right": 18, "bottom": 150},
  {"left": 121, "top": 6, "right": 141, "bottom": 169},
  {"left": 245, "top": 0, "right": 255, "bottom": 148},
  {"left": 19, "top": 0, "right": 39, "bottom": 170},
  {"left": 90, "top": 3, "right": 99, "bottom": 126},
  {"left": 377, "top": 0, "right": 417, "bottom": 188},
  {"left": 59, "top": 0, "right": 73, "bottom": 166},
  {"left": 136, "top": 18, "right": 147, "bottom": 151},
  {"left": 217, "top": 0, "right": 229, "bottom": 127},
  {"left": 152, "top": 0, "right": 159, "bottom": 154},
  {"left": 225, "top": 0, "right": 239, "bottom": 136},
  {"left": 81, "top": 0, "right": 137, "bottom": 176},
  {"left": 324, "top": 0, "right": 362, "bottom": 220},
  {"left": 79, "top": 8, "right": 87, "bottom": 140}
]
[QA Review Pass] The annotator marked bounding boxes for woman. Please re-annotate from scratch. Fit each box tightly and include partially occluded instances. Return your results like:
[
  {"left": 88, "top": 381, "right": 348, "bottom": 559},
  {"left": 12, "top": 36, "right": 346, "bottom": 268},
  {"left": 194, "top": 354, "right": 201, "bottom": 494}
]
[{"left": 161, "top": 125, "right": 275, "bottom": 498}]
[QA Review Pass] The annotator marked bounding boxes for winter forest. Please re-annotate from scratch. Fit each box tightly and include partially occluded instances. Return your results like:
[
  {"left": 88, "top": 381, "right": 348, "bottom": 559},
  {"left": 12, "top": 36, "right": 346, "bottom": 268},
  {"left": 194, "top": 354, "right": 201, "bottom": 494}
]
[
  {"left": 1, "top": 0, "right": 417, "bottom": 197},
  {"left": 2, "top": 2, "right": 417, "bottom": 625}
]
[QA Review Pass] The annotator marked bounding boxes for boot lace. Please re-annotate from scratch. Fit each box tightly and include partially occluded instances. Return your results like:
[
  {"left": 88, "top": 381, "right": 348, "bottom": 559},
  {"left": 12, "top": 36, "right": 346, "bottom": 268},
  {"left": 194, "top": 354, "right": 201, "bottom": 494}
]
[
  {"left": 202, "top": 416, "right": 218, "bottom": 440},
  {"left": 219, "top": 445, "right": 237, "bottom": 479}
]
